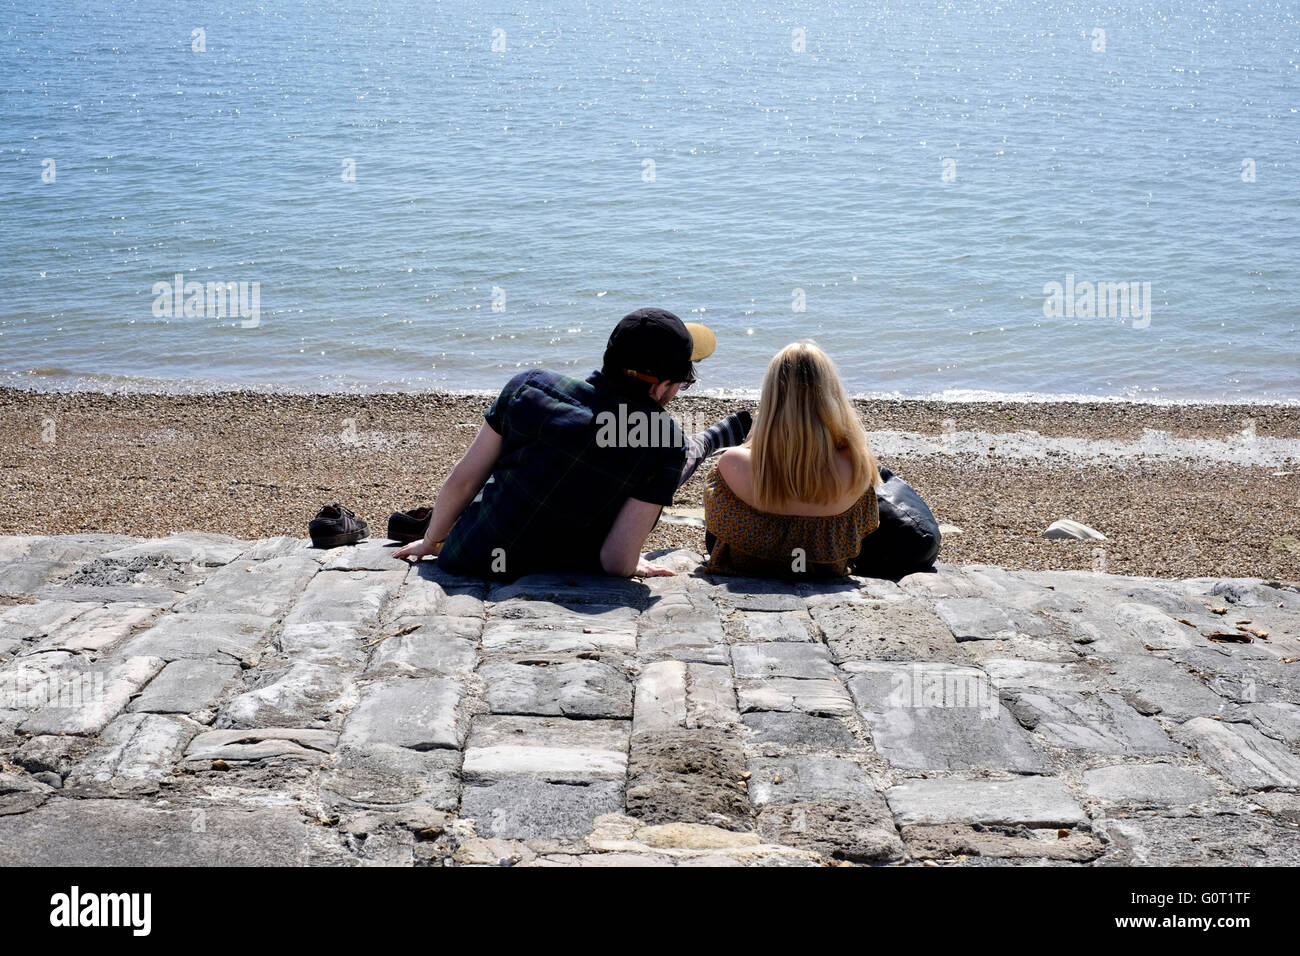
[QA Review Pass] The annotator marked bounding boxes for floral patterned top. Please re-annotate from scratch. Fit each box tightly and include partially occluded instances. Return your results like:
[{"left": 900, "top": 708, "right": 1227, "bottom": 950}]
[{"left": 702, "top": 461, "right": 880, "bottom": 579}]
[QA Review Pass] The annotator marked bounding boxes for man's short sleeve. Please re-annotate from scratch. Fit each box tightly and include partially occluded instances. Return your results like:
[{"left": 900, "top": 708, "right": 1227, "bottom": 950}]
[
  {"left": 484, "top": 371, "right": 531, "bottom": 436},
  {"left": 628, "top": 445, "right": 686, "bottom": 507}
]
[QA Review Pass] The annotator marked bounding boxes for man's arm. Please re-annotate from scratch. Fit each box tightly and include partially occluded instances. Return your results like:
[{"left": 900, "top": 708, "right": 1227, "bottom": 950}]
[
  {"left": 393, "top": 422, "right": 503, "bottom": 562},
  {"left": 599, "top": 497, "right": 675, "bottom": 577}
]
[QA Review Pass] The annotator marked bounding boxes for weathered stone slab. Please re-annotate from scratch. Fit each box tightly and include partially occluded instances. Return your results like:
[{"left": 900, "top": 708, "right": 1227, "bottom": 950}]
[
  {"left": 686, "top": 663, "right": 739, "bottom": 728},
  {"left": 116, "top": 613, "right": 272, "bottom": 663},
  {"left": 626, "top": 729, "right": 751, "bottom": 829},
  {"left": 1005, "top": 691, "right": 1183, "bottom": 755},
  {"left": 26, "top": 535, "right": 139, "bottom": 565},
  {"left": 171, "top": 555, "right": 319, "bottom": 618},
  {"left": 811, "top": 599, "right": 968, "bottom": 663},
  {"left": 0, "top": 535, "right": 40, "bottom": 562},
  {"left": 1097, "top": 812, "right": 1300, "bottom": 865},
  {"left": 746, "top": 755, "right": 876, "bottom": 805},
  {"left": 462, "top": 779, "right": 625, "bottom": 840},
  {"left": 33, "top": 602, "right": 159, "bottom": 654},
  {"left": 733, "top": 643, "right": 836, "bottom": 681},
  {"left": 1170, "top": 647, "right": 1300, "bottom": 707},
  {"left": 710, "top": 578, "right": 803, "bottom": 612},
  {"left": 1084, "top": 602, "right": 1202, "bottom": 655},
  {"left": 462, "top": 715, "right": 630, "bottom": 783},
  {"left": 65, "top": 713, "right": 199, "bottom": 788},
  {"left": 184, "top": 727, "right": 338, "bottom": 764},
  {"left": 886, "top": 778, "right": 1089, "bottom": 828},
  {"left": 18, "top": 656, "right": 165, "bottom": 735},
  {"left": 322, "top": 538, "right": 404, "bottom": 571},
  {"left": 240, "top": 535, "right": 318, "bottom": 561},
  {"left": 637, "top": 589, "right": 728, "bottom": 663},
  {"left": 897, "top": 565, "right": 985, "bottom": 599},
  {"left": 320, "top": 743, "right": 460, "bottom": 811},
  {"left": 742, "top": 612, "right": 813, "bottom": 642},
  {"left": 903, "top": 824, "right": 1104, "bottom": 862},
  {"left": 489, "top": 573, "right": 649, "bottom": 608},
  {"left": 0, "top": 772, "right": 54, "bottom": 815},
  {"left": 1081, "top": 763, "right": 1219, "bottom": 806},
  {"left": 1246, "top": 701, "right": 1300, "bottom": 746},
  {"left": 340, "top": 677, "right": 465, "bottom": 751},
  {"left": 0, "top": 559, "right": 66, "bottom": 598},
  {"left": 1099, "top": 654, "right": 1246, "bottom": 722},
  {"left": 102, "top": 532, "right": 247, "bottom": 567},
  {"left": 480, "top": 659, "right": 632, "bottom": 719},
  {"left": 736, "top": 677, "right": 854, "bottom": 717},
  {"left": 12, "top": 735, "right": 94, "bottom": 777},
  {"left": 932, "top": 598, "right": 1053, "bottom": 642},
  {"left": 1173, "top": 717, "right": 1300, "bottom": 789},
  {"left": 217, "top": 661, "right": 358, "bottom": 730},
  {"left": 742, "top": 712, "right": 860, "bottom": 752},
  {"left": 0, "top": 798, "right": 321, "bottom": 866},
  {"left": 282, "top": 566, "right": 406, "bottom": 628},
  {"left": 756, "top": 799, "right": 905, "bottom": 862},
  {"left": 367, "top": 617, "right": 481, "bottom": 677},
  {"left": 0, "top": 600, "right": 87, "bottom": 643},
  {"left": 981, "top": 658, "right": 1100, "bottom": 693},
  {"left": 128, "top": 659, "right": 240, "bottom": 714},
  {"left": 481, "top": 601, "right": 636, "bottom": 657},
  {"left": 277, "top": 621, "right": 368, "bottom": 667},
  {"left": 633, "top": 661, "right": 687, "bottom": 734},
  {"left": 844, "top": 662, "right": 1050, "bottom": 772}
]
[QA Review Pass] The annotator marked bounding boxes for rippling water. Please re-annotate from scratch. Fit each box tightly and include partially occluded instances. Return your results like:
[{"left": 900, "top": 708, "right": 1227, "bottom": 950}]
[{"left": 2, "top": 0, "right": 1298, "bottom": 400}]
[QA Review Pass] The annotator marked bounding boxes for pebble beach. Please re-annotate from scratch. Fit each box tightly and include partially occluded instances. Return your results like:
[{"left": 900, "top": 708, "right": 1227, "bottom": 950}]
[{"left": 4, "top": 387, "right": 1297, "bottom": 583}]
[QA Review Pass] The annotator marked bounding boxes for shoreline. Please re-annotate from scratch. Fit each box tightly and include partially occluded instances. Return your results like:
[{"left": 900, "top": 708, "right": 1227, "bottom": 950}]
[{"left": 4, "top": 387, "right": 1298, "bottom": 583}]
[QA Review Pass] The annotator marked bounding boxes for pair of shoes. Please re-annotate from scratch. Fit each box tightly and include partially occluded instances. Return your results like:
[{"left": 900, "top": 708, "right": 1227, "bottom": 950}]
[
  {"left": 308, "top": 504, "right": 369, "bottom": 549},
  {"left": 387, "top": 506, "right": 432, "bottom": 543}
]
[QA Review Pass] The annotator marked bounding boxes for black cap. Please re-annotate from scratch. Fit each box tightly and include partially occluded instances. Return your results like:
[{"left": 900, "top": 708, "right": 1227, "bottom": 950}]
[{"left": 603, "top": 308, "right": 714, "bottom": 383}]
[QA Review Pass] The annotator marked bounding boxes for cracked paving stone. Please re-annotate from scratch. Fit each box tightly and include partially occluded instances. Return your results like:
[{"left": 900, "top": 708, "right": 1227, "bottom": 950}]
[
  {"left": 885, "top": 777, "right": 1089, "bottom": 829},
  {"left": 367, "top": 617, "right": 481, "bottom": 678},
  {"left": 115, "top": 613, "right": 273, "bottom": 664},
  {"left": 637, "top": 589, "right": 728, "bottom": 664},
  {"left": 1172, "top": 716, "right": 1300, "bottom": 789},
  {"left": 282, "top": 567, "right": 407, "bottom": 628},
  {"left": 29, "top": 603, "right": 160, "bottom": 655},
  {"left": 217, "top": 660, "right": 359, "bottom": 730},
  {"left": 171, "top": 555, "right": 320, "bottom": 618},
  {"left": 746, "top": 754, "right": 876, "bottom": 806},
  {"left": 461, "top": 715, "right": 629, "bottom": 783},
  {"left": 480, "top": 658, "right": 632, "bottom": 719},
  {"left": 128, "top": 659, "right": 240, "bottom": 714},
  {"left": 340, "top": 677, "right": 466, "bottom": 751},
  {"left": 736, "top": 677, "right": 854, "bottom": 717},
  {"left": 932, "top": 598, "right": 1054, "bottom": 642},
  {"left": 0, "top": 601, "right": 87, "bottom": 642},
  {"left": 183, "top": 727, "right": 338, "bottom": 765},
  {"left": 843, "top": 661, "right": 1051, "bottom": 772},
  {"left": 811, "top": 599, "right": 969, "bottom": 664},
  {"left": 489, "top": 573, "right": 650, "bottom": 608},
  {"left": 481, "top": 601, "right": 636, "bottom": 657},
  {"left": 1096, "top": 812, "right": 1300, "bottom": 865},
  {"left": 18, "top": 656, "right": 166, "bottom": 736},
  {"left": 0, "top": 772, "right": 56, "bottom": 816},
  {"left": 625, "top": 729, "right": 751, "bottom": 829},
  {"left": 1004, "top": 690, "right": 1184, "bottom": 755},
  {"left": 756, "top": 799, "right": 905, "bottom": 862},
  {"left": 320, "top": 743, "right": 461, "bottom": 812},
  {"left": 65, "top": 713, "right": 202, "bottom": 790}
]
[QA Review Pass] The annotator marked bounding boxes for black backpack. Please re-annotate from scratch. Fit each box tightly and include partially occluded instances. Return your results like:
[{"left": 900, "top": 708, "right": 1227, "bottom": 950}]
[{"left": 850, "top": 467, "right": 942, "bottom": 578}]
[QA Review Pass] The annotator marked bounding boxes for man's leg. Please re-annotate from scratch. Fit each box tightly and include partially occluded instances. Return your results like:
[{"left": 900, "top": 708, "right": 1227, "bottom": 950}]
[{"left": 679, "top": 409, "right": 752, "bottom": 486}]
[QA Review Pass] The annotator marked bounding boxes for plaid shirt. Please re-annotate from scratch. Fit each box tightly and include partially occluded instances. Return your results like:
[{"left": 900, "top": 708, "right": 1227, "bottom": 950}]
[{"left": 437, "top": 369, "right": 686, "bottom": 579}]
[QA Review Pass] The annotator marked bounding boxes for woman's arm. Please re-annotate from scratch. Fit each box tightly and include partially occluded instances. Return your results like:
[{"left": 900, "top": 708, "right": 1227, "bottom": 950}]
[
  {"left": 393, "top": 422, "right": 503, "bottom": 562},
  {"left": 599, "top": 497, "right": 676, "bottom": 578}
]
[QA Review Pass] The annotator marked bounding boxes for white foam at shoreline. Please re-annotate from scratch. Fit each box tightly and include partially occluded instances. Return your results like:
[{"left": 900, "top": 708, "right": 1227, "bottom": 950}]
[{"left": 869, "top": 428, "right": 1300, "bottom": 468}]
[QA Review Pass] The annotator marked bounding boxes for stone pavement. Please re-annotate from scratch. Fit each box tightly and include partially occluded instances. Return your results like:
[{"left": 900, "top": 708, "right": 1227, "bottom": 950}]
[{"left": 1, "top": 531, "right": 1298, "bottom": 866}]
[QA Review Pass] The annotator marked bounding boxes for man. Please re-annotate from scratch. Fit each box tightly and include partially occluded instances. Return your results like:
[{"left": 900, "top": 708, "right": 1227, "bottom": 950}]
[{"left": 393, "top": 307, "right": 750, "bottom": 578}]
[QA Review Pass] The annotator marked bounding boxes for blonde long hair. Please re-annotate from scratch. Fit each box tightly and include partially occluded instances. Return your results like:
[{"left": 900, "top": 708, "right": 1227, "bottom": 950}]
[{"left": 749, "top": 341, "right": 880, "bottom": 511}]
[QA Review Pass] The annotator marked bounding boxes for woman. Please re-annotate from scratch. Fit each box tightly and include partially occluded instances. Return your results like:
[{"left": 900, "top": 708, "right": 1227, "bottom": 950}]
[{"left": 703, "top": 341, "right": 881, "bottom": 579}]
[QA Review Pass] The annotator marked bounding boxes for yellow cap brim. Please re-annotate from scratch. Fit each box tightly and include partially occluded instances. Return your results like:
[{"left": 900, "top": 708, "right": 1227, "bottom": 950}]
[{"left": 684, "top": 322, "right": 716, "bottom": 362}]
